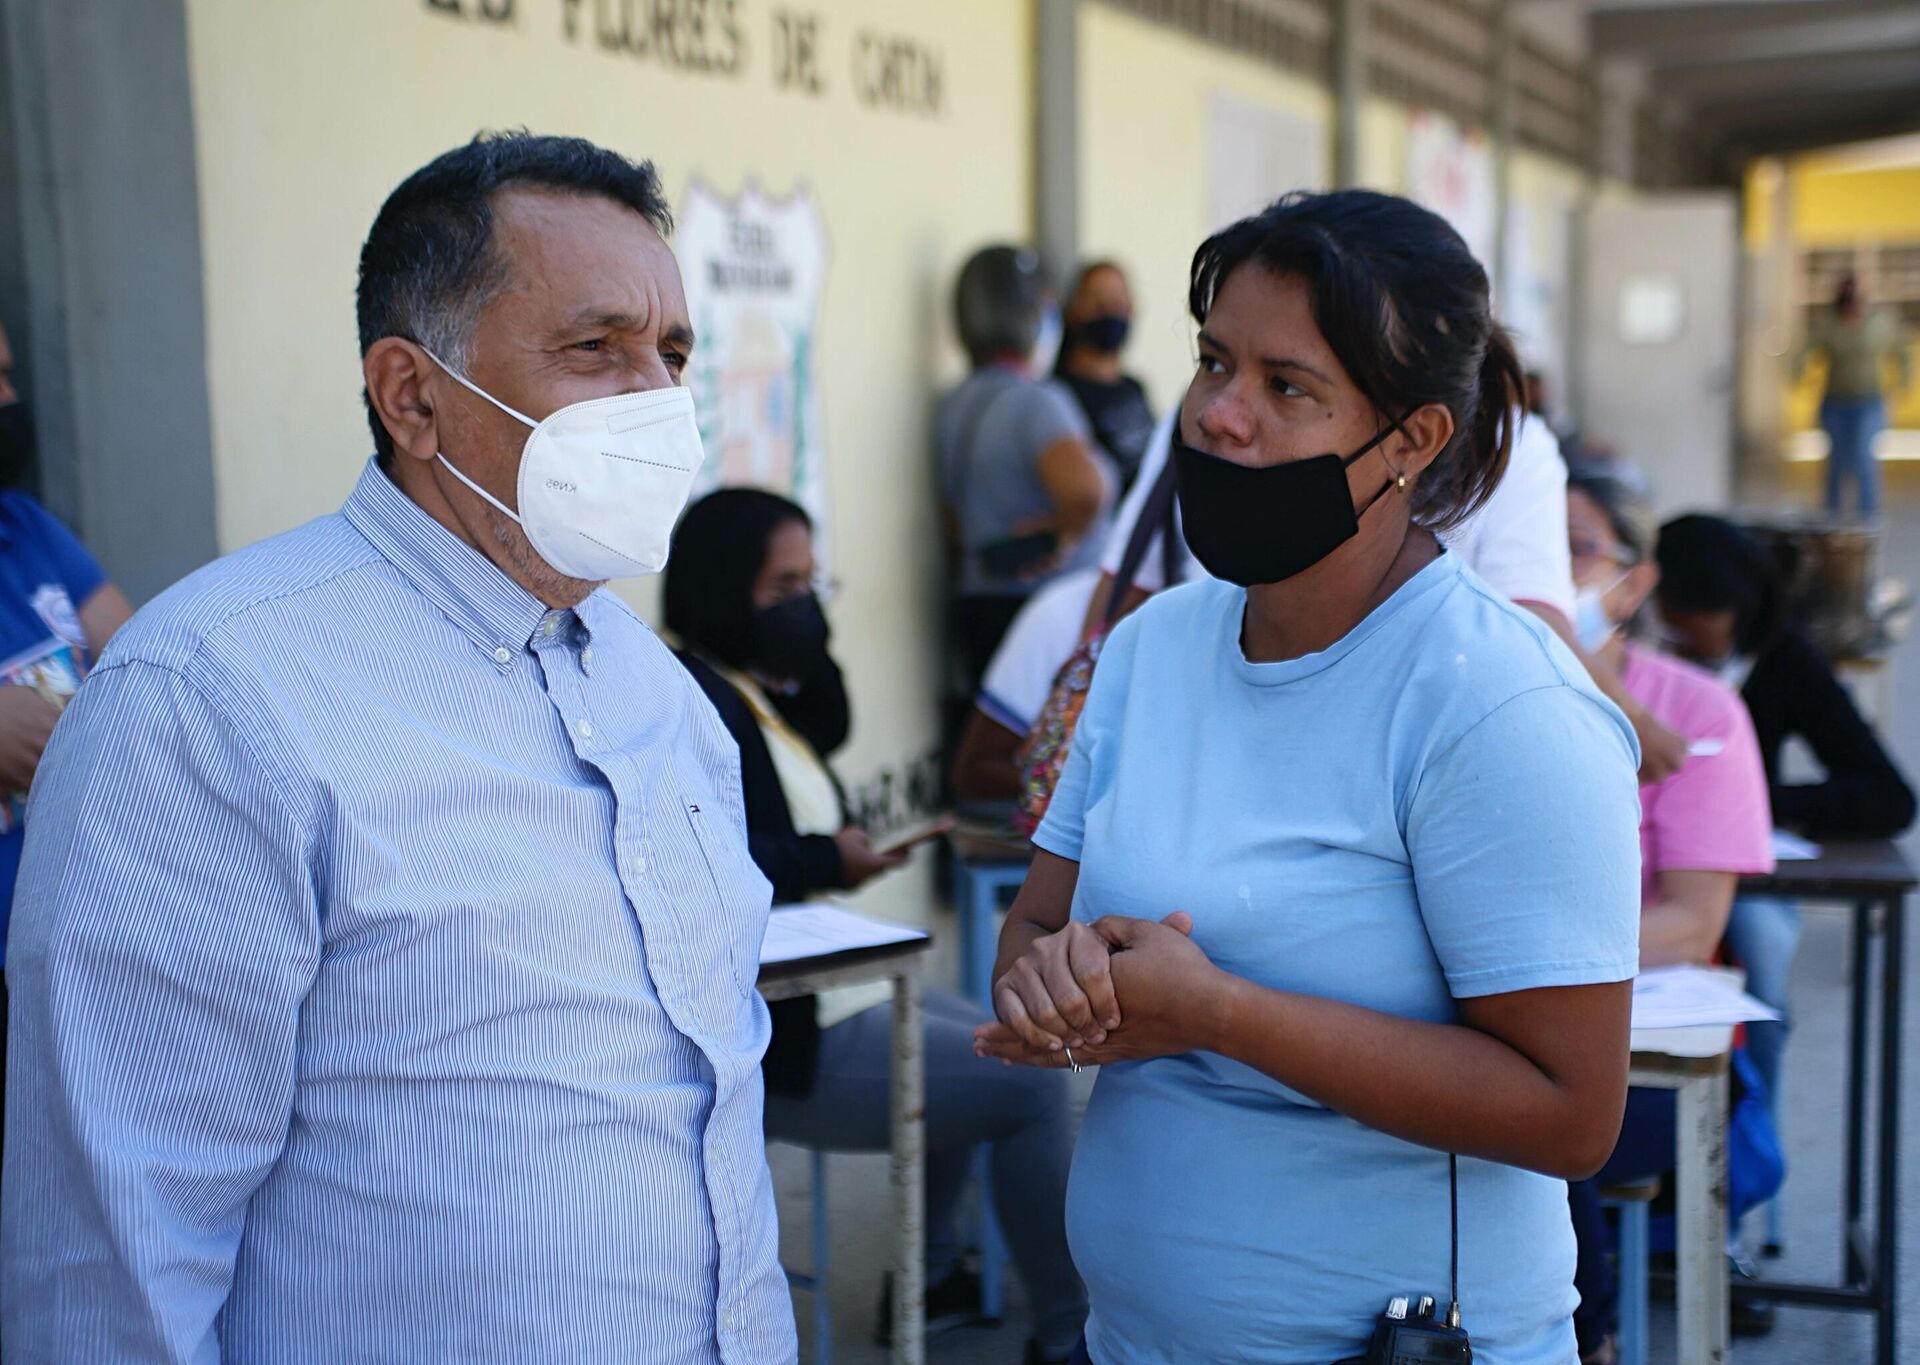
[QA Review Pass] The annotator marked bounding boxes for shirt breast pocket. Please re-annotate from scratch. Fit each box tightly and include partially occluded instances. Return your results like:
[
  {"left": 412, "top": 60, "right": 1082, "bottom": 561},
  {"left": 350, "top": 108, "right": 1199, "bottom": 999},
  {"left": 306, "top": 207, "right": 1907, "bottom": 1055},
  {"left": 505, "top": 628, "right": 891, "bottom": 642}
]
[{"left": 680, "top": 796, "right": 771, "bottom": 998}]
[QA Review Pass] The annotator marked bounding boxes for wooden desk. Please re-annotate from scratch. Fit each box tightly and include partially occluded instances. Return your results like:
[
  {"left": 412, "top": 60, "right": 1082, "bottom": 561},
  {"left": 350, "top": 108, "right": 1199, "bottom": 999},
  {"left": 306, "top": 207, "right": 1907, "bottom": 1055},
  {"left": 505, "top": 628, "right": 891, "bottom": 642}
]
[
  {"left": 1629, "top": 1029, "right": 1734, "bottom": 1365},
  {"left": 1739, "top": 840, "right": 1917, "bottom": 1365},
  {"left": 760, "top": 937, "right": 933, "bottom": 1364}
]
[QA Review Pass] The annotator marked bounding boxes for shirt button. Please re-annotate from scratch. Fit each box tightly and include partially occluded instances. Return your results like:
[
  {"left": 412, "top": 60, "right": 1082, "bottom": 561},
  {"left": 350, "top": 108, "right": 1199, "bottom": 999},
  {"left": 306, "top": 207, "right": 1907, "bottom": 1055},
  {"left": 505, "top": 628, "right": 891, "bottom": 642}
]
[
  {"left": 492, "top": 647, "right": 512, "bottom": 665},
  {"left": 629, "top": 855, "right": 647, "bottom": 875},
  {"left": 581, "top": 646, "right": 594, "bottom": 669},
  {"left": 576, "top": 719, "right": 593, "bottom": 739}
]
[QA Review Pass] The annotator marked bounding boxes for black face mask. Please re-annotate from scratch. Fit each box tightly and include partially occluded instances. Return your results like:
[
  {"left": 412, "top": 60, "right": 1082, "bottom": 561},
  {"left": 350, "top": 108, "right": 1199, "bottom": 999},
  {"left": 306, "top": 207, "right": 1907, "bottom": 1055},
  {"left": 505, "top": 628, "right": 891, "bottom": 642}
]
[
  {"left": 1070, "top": 314, "right": 1131, "bottom": 354},
  {"left": 0, "top": 402, "right": 36, "bottom": 488},
  {"left": 753, "top": 592, "right": 832, "bottom": 681},
  {"left": 1173, "top": 420, "right": 1404, "bottom": 587}
]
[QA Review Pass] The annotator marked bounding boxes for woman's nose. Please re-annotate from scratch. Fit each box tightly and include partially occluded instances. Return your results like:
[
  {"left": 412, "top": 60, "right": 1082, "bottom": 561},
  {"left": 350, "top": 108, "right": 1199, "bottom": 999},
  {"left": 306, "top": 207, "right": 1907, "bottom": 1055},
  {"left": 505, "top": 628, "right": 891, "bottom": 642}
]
[{"left": 1193, "top": 387, "right": 1257, "bottom": 451}]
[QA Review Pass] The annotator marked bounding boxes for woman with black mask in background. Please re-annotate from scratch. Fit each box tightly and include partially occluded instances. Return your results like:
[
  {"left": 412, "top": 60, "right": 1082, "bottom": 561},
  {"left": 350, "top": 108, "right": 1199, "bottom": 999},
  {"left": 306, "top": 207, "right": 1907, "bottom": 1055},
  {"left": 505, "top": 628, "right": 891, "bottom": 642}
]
[
  {"left": 1055, "top": 261, "right": 1156, "bottom": 494},
  {"left": 665, "top": 489, "right": 1087, "bottom": 1364}
]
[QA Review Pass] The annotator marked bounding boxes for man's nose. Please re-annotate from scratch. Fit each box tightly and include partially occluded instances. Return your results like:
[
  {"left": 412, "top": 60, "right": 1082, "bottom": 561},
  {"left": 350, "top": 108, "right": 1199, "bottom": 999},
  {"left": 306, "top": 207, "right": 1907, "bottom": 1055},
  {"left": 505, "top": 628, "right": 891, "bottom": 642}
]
[{"left": 624, "top": 354, "right": 678, "bottom": 392}]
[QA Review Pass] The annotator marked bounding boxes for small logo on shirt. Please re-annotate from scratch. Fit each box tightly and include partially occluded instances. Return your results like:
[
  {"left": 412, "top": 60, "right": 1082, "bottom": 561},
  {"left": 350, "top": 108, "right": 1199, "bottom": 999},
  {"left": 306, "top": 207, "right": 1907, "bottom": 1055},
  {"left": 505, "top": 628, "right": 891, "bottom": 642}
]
[{"left": 30, "top": 584, "right": 83, "bottom": 649}]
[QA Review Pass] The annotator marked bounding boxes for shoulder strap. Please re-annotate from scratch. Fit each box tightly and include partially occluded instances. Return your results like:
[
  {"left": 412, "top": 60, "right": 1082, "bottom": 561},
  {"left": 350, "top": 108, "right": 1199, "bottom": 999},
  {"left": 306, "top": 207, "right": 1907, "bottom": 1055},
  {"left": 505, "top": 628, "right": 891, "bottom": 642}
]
[{"left": 1102, "top": 453, "right": 1182, "bottom": 625}]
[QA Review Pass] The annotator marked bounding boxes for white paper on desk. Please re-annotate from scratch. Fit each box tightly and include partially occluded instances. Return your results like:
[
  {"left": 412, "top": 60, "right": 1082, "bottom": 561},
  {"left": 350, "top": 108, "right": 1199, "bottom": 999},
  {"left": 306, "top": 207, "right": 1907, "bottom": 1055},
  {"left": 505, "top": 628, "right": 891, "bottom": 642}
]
[
  {"left": 1771, "top": 829, "right": 1822, "bottom": 861},
  {"left": 758, "top": 903, "right": 928, "bottom": 966},
  {"left": 1631, "top": 965, "right": 1779, "bottom": 1031}
]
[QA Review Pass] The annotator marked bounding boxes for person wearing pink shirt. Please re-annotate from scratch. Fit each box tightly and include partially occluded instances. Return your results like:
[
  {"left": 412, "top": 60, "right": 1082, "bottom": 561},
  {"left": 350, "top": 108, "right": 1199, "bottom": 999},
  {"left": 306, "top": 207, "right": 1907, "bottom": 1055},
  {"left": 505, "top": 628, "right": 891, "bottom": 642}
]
[
  {"left": 1566, "top": 478, "right": 1775, "bottom": 962},
  {"left": 1561, "top": 472, "right": 1779, "bottom": 1359}
]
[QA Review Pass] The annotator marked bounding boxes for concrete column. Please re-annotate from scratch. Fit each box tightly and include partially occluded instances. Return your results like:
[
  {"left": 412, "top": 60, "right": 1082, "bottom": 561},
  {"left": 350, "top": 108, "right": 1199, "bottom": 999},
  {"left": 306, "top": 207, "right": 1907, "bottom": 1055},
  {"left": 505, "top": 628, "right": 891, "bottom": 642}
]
[
  {"left": 0, "top": 0, "right": 219, "bottom": 602},
  {"left": 1490, "top": 0, "right": 1516, "bottom": 292},
  {"left": 1332, "top": 0, "right": 1367, "bottom": 188},
  {"left": 1567, "top": 60, "right": 1605, "bottom": 429},
  {"left": 1034, "top": 0, "right": 1081, "bottom": 285}
]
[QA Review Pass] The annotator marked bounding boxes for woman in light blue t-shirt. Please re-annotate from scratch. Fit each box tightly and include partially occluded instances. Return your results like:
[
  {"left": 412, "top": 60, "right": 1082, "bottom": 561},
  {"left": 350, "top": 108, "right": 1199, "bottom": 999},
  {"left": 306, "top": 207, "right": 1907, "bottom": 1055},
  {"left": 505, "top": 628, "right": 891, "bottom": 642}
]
[{"left": 975, "top": 192, "right": 1643, "bottom": 1365}]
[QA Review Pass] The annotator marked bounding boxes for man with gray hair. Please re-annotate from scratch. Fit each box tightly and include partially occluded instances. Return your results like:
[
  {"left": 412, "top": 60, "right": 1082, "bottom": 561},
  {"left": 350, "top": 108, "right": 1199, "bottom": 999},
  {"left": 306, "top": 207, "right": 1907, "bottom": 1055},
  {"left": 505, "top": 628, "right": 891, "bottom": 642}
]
[{"left": 3, "top": 132, "right": 795, "bottom": 1362}]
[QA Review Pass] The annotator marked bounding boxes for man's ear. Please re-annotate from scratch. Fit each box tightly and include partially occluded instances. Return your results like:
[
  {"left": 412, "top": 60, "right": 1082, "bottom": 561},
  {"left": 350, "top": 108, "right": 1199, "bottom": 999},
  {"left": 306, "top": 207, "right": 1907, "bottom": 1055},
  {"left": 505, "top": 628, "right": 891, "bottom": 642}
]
[
  {"left": 1386, "top": 403, "right": 1455, "bottom": 482},
  {"left": 364, "top": 339, "right": 440, "bottom": 465}
]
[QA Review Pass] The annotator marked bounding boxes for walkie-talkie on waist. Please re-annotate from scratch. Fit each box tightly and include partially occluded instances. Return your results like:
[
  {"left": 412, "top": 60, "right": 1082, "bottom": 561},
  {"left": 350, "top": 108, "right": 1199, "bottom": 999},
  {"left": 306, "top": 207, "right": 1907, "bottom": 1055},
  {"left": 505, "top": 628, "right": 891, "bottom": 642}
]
[{"left": 1335, "top": 1154, "right": 1473, "bottom": 1365}]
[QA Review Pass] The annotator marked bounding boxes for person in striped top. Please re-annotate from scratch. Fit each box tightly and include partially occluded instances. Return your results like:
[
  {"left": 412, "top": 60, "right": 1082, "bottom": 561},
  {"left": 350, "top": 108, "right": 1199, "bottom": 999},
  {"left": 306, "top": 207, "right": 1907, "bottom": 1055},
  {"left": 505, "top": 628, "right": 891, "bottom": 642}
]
[{"left": 2, "top": 133, "right": 795, "bottom": 1363}]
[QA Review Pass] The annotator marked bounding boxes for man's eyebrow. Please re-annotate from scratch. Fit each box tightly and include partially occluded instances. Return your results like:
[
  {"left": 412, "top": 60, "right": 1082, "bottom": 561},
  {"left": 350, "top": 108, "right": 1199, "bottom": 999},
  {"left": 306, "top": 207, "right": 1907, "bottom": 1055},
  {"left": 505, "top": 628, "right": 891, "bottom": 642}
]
[
  {"left": 555, "top": 309, "right": 695, "bottom": 351},
  {"left": 559, "top": 309, "right": 644, "bottom": 335}
]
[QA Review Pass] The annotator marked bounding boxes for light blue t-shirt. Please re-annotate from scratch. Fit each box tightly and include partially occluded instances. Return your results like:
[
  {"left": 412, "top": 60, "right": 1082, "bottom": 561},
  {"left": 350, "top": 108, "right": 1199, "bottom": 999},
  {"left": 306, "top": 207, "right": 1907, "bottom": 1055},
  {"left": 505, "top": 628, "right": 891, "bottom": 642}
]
[{"left": 1035, "top": 552, "right": 1641, "bottom": 1365}]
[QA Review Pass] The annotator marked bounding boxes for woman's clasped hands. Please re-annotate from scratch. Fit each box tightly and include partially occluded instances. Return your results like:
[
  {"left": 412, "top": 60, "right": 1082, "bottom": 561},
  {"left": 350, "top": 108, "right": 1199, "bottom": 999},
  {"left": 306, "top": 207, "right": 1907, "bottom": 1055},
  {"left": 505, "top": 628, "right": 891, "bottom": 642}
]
[{"left": 972, "top": 912, "right": 1230, "bottom": 1068}]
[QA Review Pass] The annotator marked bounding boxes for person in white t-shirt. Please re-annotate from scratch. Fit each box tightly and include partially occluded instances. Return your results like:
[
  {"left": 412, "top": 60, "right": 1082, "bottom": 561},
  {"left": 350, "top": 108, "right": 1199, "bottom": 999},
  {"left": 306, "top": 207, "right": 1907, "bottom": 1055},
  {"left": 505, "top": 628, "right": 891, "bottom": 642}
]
[
  {"left": 1084, "top": 405, "right": 1689, "bottom": 781},
  {"left": 951, "top": 569, "right": 1102, "bottom": 803}
]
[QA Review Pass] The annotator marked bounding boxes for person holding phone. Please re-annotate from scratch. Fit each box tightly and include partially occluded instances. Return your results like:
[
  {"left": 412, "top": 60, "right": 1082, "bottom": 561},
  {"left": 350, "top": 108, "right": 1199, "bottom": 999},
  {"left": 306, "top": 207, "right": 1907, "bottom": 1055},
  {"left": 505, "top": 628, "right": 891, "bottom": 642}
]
[
  {"left": 936, "top": 245, "right": 1114, "bottom": 689},
  {"left": 975, "top": 191, "right": 1642, "bottom": 1365},
  {"left": 664, "top": 489, "right": 1086, "bottom": 1364}
]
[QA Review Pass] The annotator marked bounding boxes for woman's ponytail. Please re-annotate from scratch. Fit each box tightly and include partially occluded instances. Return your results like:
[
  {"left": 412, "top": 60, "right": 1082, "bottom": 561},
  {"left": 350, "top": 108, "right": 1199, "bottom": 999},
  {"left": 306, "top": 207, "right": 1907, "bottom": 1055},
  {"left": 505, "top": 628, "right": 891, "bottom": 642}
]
[{"left": 1453, "top": 324, "right": 1525, "bottom": 528}]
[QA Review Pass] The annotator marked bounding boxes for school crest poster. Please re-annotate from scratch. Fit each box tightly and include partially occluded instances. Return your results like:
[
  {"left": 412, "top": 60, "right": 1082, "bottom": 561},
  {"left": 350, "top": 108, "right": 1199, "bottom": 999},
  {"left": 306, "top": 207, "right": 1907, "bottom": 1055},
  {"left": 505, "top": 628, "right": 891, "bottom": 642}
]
[{"left": 677, "top": 179, "right": 832, "bottom": 548}]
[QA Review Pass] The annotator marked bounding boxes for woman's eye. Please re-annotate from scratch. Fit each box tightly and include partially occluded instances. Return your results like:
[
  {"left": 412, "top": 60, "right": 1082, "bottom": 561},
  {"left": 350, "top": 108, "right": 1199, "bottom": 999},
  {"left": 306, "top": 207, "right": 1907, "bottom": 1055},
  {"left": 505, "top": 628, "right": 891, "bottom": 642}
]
[{"left": 1270, "top": 376, "right": 1306, "bottom": 398}]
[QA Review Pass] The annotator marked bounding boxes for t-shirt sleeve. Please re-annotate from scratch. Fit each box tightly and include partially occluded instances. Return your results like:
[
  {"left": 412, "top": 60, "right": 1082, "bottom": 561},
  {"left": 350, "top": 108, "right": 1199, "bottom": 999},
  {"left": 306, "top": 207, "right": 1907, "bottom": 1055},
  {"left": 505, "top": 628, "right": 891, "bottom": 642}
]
[
  {"left": 8, "top": 495, "right": 108, "bottom": 607},
  {"left": 1445, "top": 416, "right": 1575, "bottom": 621},
  {"left": 1099, "top": 409, "right": 1178, "bottom": 591},
  {"left": 1015, "top": 380, "right": 1091, "bottom": 457},
  {"left": 1406, "top": 684, "right": 1642, "bottom": 998},
  {"left": 1647, "top": 686, "right": 1776, "bottom": 881}
]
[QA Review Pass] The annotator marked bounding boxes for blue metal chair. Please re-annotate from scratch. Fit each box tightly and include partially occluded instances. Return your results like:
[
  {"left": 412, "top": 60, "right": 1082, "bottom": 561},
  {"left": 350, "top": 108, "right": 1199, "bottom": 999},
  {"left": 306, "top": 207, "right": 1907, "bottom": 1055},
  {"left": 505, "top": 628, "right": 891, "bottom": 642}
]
[
  {"left": 782, "top": 1147, "right": 835, "bottom": 1364},
  {"left": 1600, "top": 1176, "right": 1662, "bottom": 1365},
  {"left": 951, "top": 846, "right": 1028, "bottom": 1322}
]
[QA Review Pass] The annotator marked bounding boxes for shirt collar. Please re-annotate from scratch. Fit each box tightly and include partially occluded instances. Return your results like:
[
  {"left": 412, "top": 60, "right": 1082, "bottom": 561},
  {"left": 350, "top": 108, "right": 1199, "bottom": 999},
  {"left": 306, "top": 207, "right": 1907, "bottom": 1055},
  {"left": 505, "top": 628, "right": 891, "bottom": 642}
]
[{"left": 341, "top": 459, "right": 557, "bottom": 665}]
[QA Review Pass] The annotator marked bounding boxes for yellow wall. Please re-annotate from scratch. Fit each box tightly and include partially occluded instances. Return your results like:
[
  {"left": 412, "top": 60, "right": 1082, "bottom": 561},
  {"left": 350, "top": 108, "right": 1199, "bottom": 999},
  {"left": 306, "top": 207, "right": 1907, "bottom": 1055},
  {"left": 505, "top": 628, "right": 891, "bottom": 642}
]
[
  {"left": 1357, "top": 97, "right": 1409, "bottom": 193},
  {"left": 184, "top": 0, "right": 1034, "bottom": 927},
  {"left": 1510, "top": 150, "right": 1585, "bottom": 229},
  {"left": 1790, "top": 164, "right": 1920, "bottom": 247},
  {"left": 1077, "top": 3, "right": 1333, "bottom": 409}
]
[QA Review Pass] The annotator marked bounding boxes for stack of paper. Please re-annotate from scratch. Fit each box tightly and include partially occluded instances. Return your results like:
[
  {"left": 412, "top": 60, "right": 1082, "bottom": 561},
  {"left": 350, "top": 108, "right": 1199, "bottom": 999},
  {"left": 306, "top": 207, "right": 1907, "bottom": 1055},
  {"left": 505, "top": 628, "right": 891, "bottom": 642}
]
[
  {"left": 1771, "top": 830, "right": 1822, "bottom": 862},
  {"left": 1631, "top": 965, "right": 1779, "bottom": 1030},
  {"left": 759, "top": 903, "right": 929, "bottom": 965}
]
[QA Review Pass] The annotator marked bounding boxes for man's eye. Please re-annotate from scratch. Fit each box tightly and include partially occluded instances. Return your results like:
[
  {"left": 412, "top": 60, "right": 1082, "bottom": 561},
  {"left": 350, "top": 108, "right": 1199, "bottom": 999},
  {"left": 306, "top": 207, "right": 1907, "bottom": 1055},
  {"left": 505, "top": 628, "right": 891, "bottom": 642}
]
[
  {"left": 664, "top": 351, "right": 688, "bottom": 372},
  {"left": 1197, "top": 355, "right": 1225, "bottom": 376},
  {"left": 574, "top": 338, "right": 605, "bottom": 353}
]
